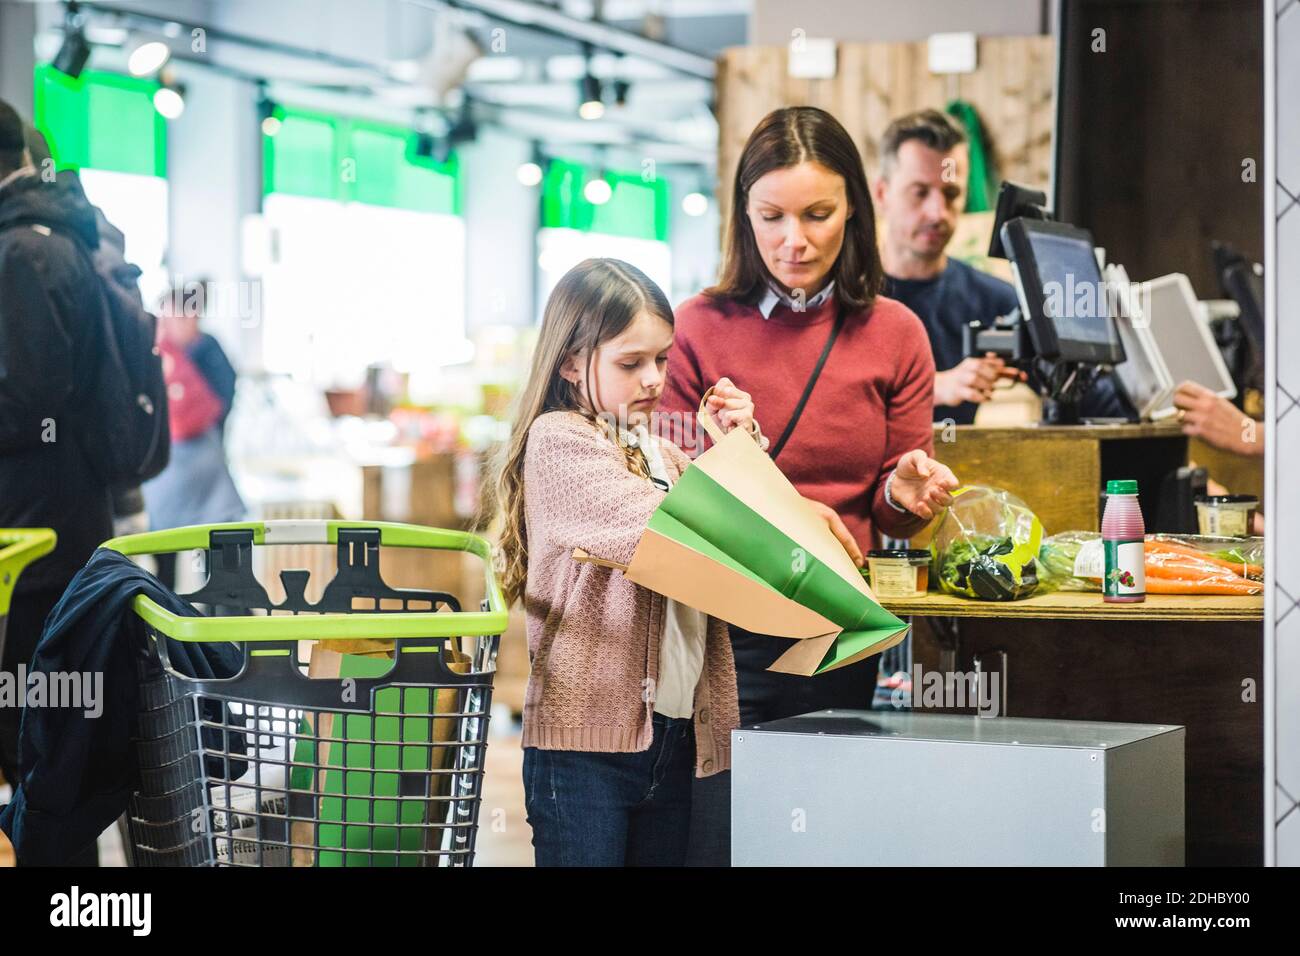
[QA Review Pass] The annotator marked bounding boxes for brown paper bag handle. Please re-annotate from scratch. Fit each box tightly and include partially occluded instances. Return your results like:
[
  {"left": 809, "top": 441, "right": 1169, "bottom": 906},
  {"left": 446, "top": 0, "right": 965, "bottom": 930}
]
[
  {"left": 696, "top": 386, "right": 726, "bottom": 444},
  {"left": 572, "top": 547, "right": 630, "bottom": 573}
]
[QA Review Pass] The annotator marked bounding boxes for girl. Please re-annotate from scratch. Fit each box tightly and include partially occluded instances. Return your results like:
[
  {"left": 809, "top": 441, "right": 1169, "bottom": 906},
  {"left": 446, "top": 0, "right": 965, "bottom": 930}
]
[{"left": 494, "top": 257, "right": 772, "bottom": 867}]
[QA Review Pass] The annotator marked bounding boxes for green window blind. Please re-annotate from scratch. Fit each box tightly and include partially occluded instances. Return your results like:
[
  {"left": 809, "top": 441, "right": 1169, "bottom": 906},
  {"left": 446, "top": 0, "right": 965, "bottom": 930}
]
[
  {"left": 541, "top": 158, "right": 669, "bottom": 242},
  {"left": 264, "top": 107, "right": 460, "bottom": 215},
  {"left": 32, "top": 65, "right": 165, "bottom": 177}
]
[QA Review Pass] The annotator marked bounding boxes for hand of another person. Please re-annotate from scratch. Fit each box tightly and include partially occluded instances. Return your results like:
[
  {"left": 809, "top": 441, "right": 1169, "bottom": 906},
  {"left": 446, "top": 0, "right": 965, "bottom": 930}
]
[
  {"left": 933, "top": 354, "right": 1025, "bottom": 407},
  {"left": 890, "top": 450, "right": 960, "bottom": 521},
  {"left": 706, "top": 377, "right": 756, "bottom": 435},
  {"left": 803, "top": 498, "right": 864, "bottom": 568},
  {"left": 1173, "top": 380, "right": 1263, "bottom": 458}
]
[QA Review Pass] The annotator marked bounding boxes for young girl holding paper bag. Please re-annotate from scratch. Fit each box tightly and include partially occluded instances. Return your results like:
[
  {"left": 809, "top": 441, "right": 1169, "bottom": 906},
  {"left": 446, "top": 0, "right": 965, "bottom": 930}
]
[{"left": 495, "top": 257, "right": 855, "bottom": 867}]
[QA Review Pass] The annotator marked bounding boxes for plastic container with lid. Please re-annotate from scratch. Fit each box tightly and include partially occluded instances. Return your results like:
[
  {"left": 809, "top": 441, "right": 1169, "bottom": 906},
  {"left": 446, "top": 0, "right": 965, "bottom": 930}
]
[
  {"left": 864, "top": 549, "right": 930, "bottom": 599},
  {"left": 1194, "top": 495, "right": 1258, "bottom": 538},
  {"left": 1102, "top": 479, "right": 1145, "bottom": 604}
]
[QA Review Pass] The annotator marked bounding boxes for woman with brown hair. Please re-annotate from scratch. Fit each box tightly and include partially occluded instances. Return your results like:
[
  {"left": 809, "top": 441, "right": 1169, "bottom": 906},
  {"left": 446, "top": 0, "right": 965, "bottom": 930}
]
[{"left": 659, "top": 106, "right": 959, "bottom": 865}]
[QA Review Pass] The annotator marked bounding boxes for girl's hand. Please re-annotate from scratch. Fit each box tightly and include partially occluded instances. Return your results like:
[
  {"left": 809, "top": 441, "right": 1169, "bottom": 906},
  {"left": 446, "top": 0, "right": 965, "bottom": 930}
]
[
  {"left": 890, "top": 450, "right": 959, "bottom": 521},
  {"left": 706, "top": 377, "right": 755, "bottom": 435},
  {"left": 804, "top": 498, "right": 864, "bottom": 568}
]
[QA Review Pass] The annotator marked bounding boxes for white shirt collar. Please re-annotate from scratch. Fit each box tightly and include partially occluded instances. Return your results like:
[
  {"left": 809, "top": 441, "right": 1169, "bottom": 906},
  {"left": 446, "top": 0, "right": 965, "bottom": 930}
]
[{"left": 757, "top": 278, "right": 836, "bottom": 319}]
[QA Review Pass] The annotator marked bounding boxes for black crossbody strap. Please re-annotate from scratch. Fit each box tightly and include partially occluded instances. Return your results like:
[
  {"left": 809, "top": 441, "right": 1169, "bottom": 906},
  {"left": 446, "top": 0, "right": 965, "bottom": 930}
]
[{"left": 769, "top": 304, "right": 846, "bottom": 461}]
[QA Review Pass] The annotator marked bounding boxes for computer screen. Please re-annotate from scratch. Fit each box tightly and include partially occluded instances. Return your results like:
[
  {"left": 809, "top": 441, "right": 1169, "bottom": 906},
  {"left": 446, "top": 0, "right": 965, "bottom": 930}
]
[
  {"left": 1026, "top": 230, "right": 1115, "bottom": 349},
  {"left": 1002, "top": 218, "right": 1125, "bottom": 364},
  {"left": 1141, "top": 273, "right": 1237, "bottom": 417}
]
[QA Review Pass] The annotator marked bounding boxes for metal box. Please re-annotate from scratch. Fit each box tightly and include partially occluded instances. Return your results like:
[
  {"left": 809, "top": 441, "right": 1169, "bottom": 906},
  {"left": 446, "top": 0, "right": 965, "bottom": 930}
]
[{"left": 731, "top": 710, "right": 1184, "bottom": 866}]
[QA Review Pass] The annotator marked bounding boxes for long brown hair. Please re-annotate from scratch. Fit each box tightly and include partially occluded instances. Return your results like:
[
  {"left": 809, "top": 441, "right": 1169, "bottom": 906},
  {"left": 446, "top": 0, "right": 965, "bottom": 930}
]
[
  {"left": 709, "top": 106, "right": 883, "bottom": 312},
  {"left": 494, "top": 258, "right": 674, "bottom": 606}
]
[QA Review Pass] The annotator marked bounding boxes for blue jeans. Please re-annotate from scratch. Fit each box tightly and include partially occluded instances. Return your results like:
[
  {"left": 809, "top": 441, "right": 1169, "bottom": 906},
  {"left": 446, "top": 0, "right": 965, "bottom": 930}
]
[{"left": 523, "top": 713, "right": 695, "bottom": 866}]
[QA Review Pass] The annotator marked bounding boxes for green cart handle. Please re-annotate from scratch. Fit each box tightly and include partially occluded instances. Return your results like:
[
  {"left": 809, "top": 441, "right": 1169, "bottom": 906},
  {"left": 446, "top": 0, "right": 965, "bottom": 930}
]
[
  {"left": 0, "top": 528, "right": 57, "bottom": 616},
  {"left": 102, "top": 520, "right": 509, "bottom": 643}
]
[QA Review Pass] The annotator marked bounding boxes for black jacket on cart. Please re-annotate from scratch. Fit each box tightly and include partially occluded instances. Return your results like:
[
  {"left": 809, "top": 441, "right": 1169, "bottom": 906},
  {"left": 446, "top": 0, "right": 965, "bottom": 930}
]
[
  {"left": 0, "top": 548, "right": 244, "bottom": 866},
  {"left": 0, "top": 171, "right": 114, "bottom": 594}
]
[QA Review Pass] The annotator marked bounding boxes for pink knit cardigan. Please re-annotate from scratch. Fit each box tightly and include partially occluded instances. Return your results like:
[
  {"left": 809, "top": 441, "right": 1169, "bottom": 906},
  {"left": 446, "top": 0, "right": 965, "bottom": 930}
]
[{"left": 520, "top": 410, "right": 740, "bottom": 777}]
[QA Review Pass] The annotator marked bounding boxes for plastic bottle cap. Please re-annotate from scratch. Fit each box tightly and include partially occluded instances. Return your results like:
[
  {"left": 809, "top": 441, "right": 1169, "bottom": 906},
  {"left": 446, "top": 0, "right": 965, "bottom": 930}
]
[{"left": 1106, "top": 479, "right": 1139, "bottom": 495}]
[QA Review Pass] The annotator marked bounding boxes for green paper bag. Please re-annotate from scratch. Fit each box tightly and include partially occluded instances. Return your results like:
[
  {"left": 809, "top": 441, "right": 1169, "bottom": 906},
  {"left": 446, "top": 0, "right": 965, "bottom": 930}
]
[{"left": 575, "top": 391, "right": 908, "bottom": 675}]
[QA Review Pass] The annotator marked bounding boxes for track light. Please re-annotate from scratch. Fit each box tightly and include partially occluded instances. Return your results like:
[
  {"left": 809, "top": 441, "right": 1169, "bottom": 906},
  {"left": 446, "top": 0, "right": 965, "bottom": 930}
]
[
  {"left": 128, "top": 40, "right": 171, "bottom": 77},
  {"left": 516, "top": 142, "right": 545, "bottom": 187},
  {"left": 578, "top": 43, "right": 603, "bottom": 120},
  {"left": 258, "top": 87, "right": 281, "bottom": 136},
  {"left": 584, "top": 176, "right": 612, "bottom": 205},
  {"left": 153, "top": 81, "right": 185, "bottom": 120},
  {"left": 579, "top": 73, "right": 604, "bottom": 120},
  {"left": 681, "top": 191, "right": 708, "bottom": 217},
  {"left": 516, "top": 162, "right": 542, "bottom": 187},
  {"left": 53, "top": 3, "right": 91, "bottom": 79},
  {"left": 613, "top": 79, "right": 630, "bottom": 109},
  {"left": 446, "top": 98, "right": 477, "bottom": 149}
]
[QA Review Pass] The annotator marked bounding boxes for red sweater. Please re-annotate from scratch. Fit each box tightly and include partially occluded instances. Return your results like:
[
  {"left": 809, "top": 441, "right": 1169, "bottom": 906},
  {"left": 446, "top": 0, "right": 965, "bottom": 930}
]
[{"left": 660, "top": 291, "right": 936, "bottom": 550}]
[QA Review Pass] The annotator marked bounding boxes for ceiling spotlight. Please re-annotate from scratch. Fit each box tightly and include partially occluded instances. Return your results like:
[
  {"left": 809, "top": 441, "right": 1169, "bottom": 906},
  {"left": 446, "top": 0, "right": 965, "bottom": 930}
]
[
  {"left": 446, "top": 98, "right": 477, "bottom": 149},
  {"left": 584, "top": 177, "right": 612, "bottom": 205},
  {"left": 681, "top": 191, "right": 709, "bottom": 217},
  {"left": 613, "top": 80, "right": 630, "bottom": 109},
  {"left": 516, "top": 162, "right": 542, "bottom": 187},
  {"left": 578, "top": 45, "right": 603, "bottom": 120},
  {"left": 258, "top": 89, "right": 281, "bottom": 136},
  {"left": 128, "top": 40, "right": 171, "bottom": 77},
  {"left": 53, "top": 4, "right": 91, "bottom": 79},
  {"left": 153, "top": 83, "right": 185, "bottom": 120},
  {"left": 579, "top": 74, "right": 604, "bottom": 120}
]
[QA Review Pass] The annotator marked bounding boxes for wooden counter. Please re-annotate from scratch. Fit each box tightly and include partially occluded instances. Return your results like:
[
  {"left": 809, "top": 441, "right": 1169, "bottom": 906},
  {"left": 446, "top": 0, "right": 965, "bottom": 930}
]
[
  {"left": 881, "top": 589, "right": 1263, "bottom": 622},
  {"left": 901, "top": 590, "right": 1264, "bottom": 865}
]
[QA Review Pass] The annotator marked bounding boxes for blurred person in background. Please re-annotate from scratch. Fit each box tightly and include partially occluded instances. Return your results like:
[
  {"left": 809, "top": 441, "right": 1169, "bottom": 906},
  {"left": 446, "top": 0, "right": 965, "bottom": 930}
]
[
  {"left": 0, "top": 100, "right": 114, "bottom": 865},
  {"left": 143, "top": 281, "right": 244, "bottom": 589},
  {"left": 872, "top": 109, "right": 1131, "bottom": 424},
  {"left": 23, "top": 124, "right": 151, "bottom": 539},
  {"left": 1174, "top": 379, "right": 1266, "bottom": 535}
]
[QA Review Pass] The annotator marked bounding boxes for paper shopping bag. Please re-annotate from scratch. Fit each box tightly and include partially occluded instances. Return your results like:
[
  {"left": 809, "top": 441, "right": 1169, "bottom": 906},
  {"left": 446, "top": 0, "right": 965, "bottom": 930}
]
[
  {"left": 289, "top": 640, "right": 469, "bottom": 867},
  {"left": 574, "top": 390, "right": 908, "bottom": 675}
]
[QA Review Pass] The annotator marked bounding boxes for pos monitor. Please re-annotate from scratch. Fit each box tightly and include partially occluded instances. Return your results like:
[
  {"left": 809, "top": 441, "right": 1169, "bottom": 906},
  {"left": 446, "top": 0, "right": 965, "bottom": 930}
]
[{"left": 1000, "top": 218, "right": 1126, "bottom": 365}]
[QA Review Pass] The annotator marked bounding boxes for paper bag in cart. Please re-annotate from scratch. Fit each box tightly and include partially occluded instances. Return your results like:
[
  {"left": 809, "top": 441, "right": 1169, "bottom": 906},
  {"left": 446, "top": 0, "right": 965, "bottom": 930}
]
[{"left": 575, "top": 391, "right": 908, "bottom": 675}]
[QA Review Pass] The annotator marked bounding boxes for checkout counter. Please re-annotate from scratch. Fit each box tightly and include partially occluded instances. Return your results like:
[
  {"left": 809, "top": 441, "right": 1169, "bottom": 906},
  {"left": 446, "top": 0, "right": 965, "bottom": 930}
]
[{"left": 731, "top": 197, "right": 1266, "bottom": 866}]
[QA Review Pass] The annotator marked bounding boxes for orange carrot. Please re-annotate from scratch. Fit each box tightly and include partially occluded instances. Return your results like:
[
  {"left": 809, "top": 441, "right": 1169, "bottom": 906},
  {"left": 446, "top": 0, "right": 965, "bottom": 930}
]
[
  {"left": 1145, "top": 576, "right": 1262, "bottom": 595},
  {"left": 1145, "top": 540, "right": 1263, "bottom": 579},
  {"left": 1144, "top": 556, "right": 1251, "bottom": 581}
]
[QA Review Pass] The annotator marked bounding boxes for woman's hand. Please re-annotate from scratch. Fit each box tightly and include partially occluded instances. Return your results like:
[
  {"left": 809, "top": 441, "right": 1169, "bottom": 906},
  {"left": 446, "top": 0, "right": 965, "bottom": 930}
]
[
  {"left": 706, "top": 377, "right": 756, "bottom": 435},
  {"left": 804, "top": 498, "right": 864, "bottom": 568},
  {"left": 1173, "top": 380, "right": 1264, "bottom": 458},
  {"left": 889, "top": 450, "right": 959, "bottom": 521}
]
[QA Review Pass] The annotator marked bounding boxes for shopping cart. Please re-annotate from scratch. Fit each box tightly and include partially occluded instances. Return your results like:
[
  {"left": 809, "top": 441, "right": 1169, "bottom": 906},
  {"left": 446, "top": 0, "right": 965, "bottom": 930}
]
[
  {"left": 0, "top": 528, "right": 57, "bottom": 665},
  {"left": 103, "top": 519, "right": 508, "bottom": 867}
]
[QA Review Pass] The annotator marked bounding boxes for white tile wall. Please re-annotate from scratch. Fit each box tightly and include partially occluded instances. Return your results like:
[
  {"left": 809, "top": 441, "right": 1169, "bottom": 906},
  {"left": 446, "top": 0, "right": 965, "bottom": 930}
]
[
  {"left": 1278, "top": 800, "right": 1300, "bottom": 866},
  {"left": 1273, "top": 0, "right": 1298, "bottom": 866},
  {"left": 1278, "top": 614, "right": 1300, "bottom": 796},
  {"left": 1274, "top": 408, "right": 1300, "bottom": 598},
  {"left": 1282, "top": 9, "right": 1300, "bottom": 193}
]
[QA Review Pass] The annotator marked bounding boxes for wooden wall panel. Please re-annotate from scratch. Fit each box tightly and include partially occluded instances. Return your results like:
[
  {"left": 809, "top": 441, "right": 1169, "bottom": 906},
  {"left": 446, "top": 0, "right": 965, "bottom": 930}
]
[{"left": 715, "top": 36, "right": 1056, "bottom": 231}]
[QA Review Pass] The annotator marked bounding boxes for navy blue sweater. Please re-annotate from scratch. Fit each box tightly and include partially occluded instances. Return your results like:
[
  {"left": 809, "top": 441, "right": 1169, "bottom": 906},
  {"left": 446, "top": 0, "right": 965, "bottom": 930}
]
[{"left": 0, "top": 549, "right": 243, "bottom": 865}]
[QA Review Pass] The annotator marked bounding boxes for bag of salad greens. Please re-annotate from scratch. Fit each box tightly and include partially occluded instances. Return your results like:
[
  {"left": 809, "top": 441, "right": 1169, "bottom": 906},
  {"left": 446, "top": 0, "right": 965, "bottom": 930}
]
[{"left": 930, "top": 486, "right": 1043, "bottom": 600}]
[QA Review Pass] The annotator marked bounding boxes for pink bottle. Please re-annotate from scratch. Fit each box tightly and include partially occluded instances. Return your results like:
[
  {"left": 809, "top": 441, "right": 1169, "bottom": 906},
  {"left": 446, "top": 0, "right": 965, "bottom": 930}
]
[{"left": 1102, "top": 479, "right": 1146, "bottom": 603}]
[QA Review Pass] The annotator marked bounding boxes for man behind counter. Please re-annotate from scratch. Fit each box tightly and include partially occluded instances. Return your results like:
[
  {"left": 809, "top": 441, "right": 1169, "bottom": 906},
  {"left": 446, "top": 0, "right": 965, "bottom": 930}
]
[{"left": 872, "top": 109, "right": 1131, "bottom": 424}]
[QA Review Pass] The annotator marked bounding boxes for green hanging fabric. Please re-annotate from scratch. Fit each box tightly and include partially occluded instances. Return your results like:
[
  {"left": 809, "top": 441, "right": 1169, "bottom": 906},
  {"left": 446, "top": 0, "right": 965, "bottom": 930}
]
[{"left": 946, "top": 99, "right": 998, "bottom": 213}]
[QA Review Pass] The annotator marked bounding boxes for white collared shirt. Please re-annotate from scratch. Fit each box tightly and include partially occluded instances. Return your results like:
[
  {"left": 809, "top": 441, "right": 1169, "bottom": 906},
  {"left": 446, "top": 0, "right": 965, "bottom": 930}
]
[
  {"left": 757, "top": 278, "right": 836, "bottom": 319},
  {"left": 620, "top": 423, "right": 708, "bottom": 719}
]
